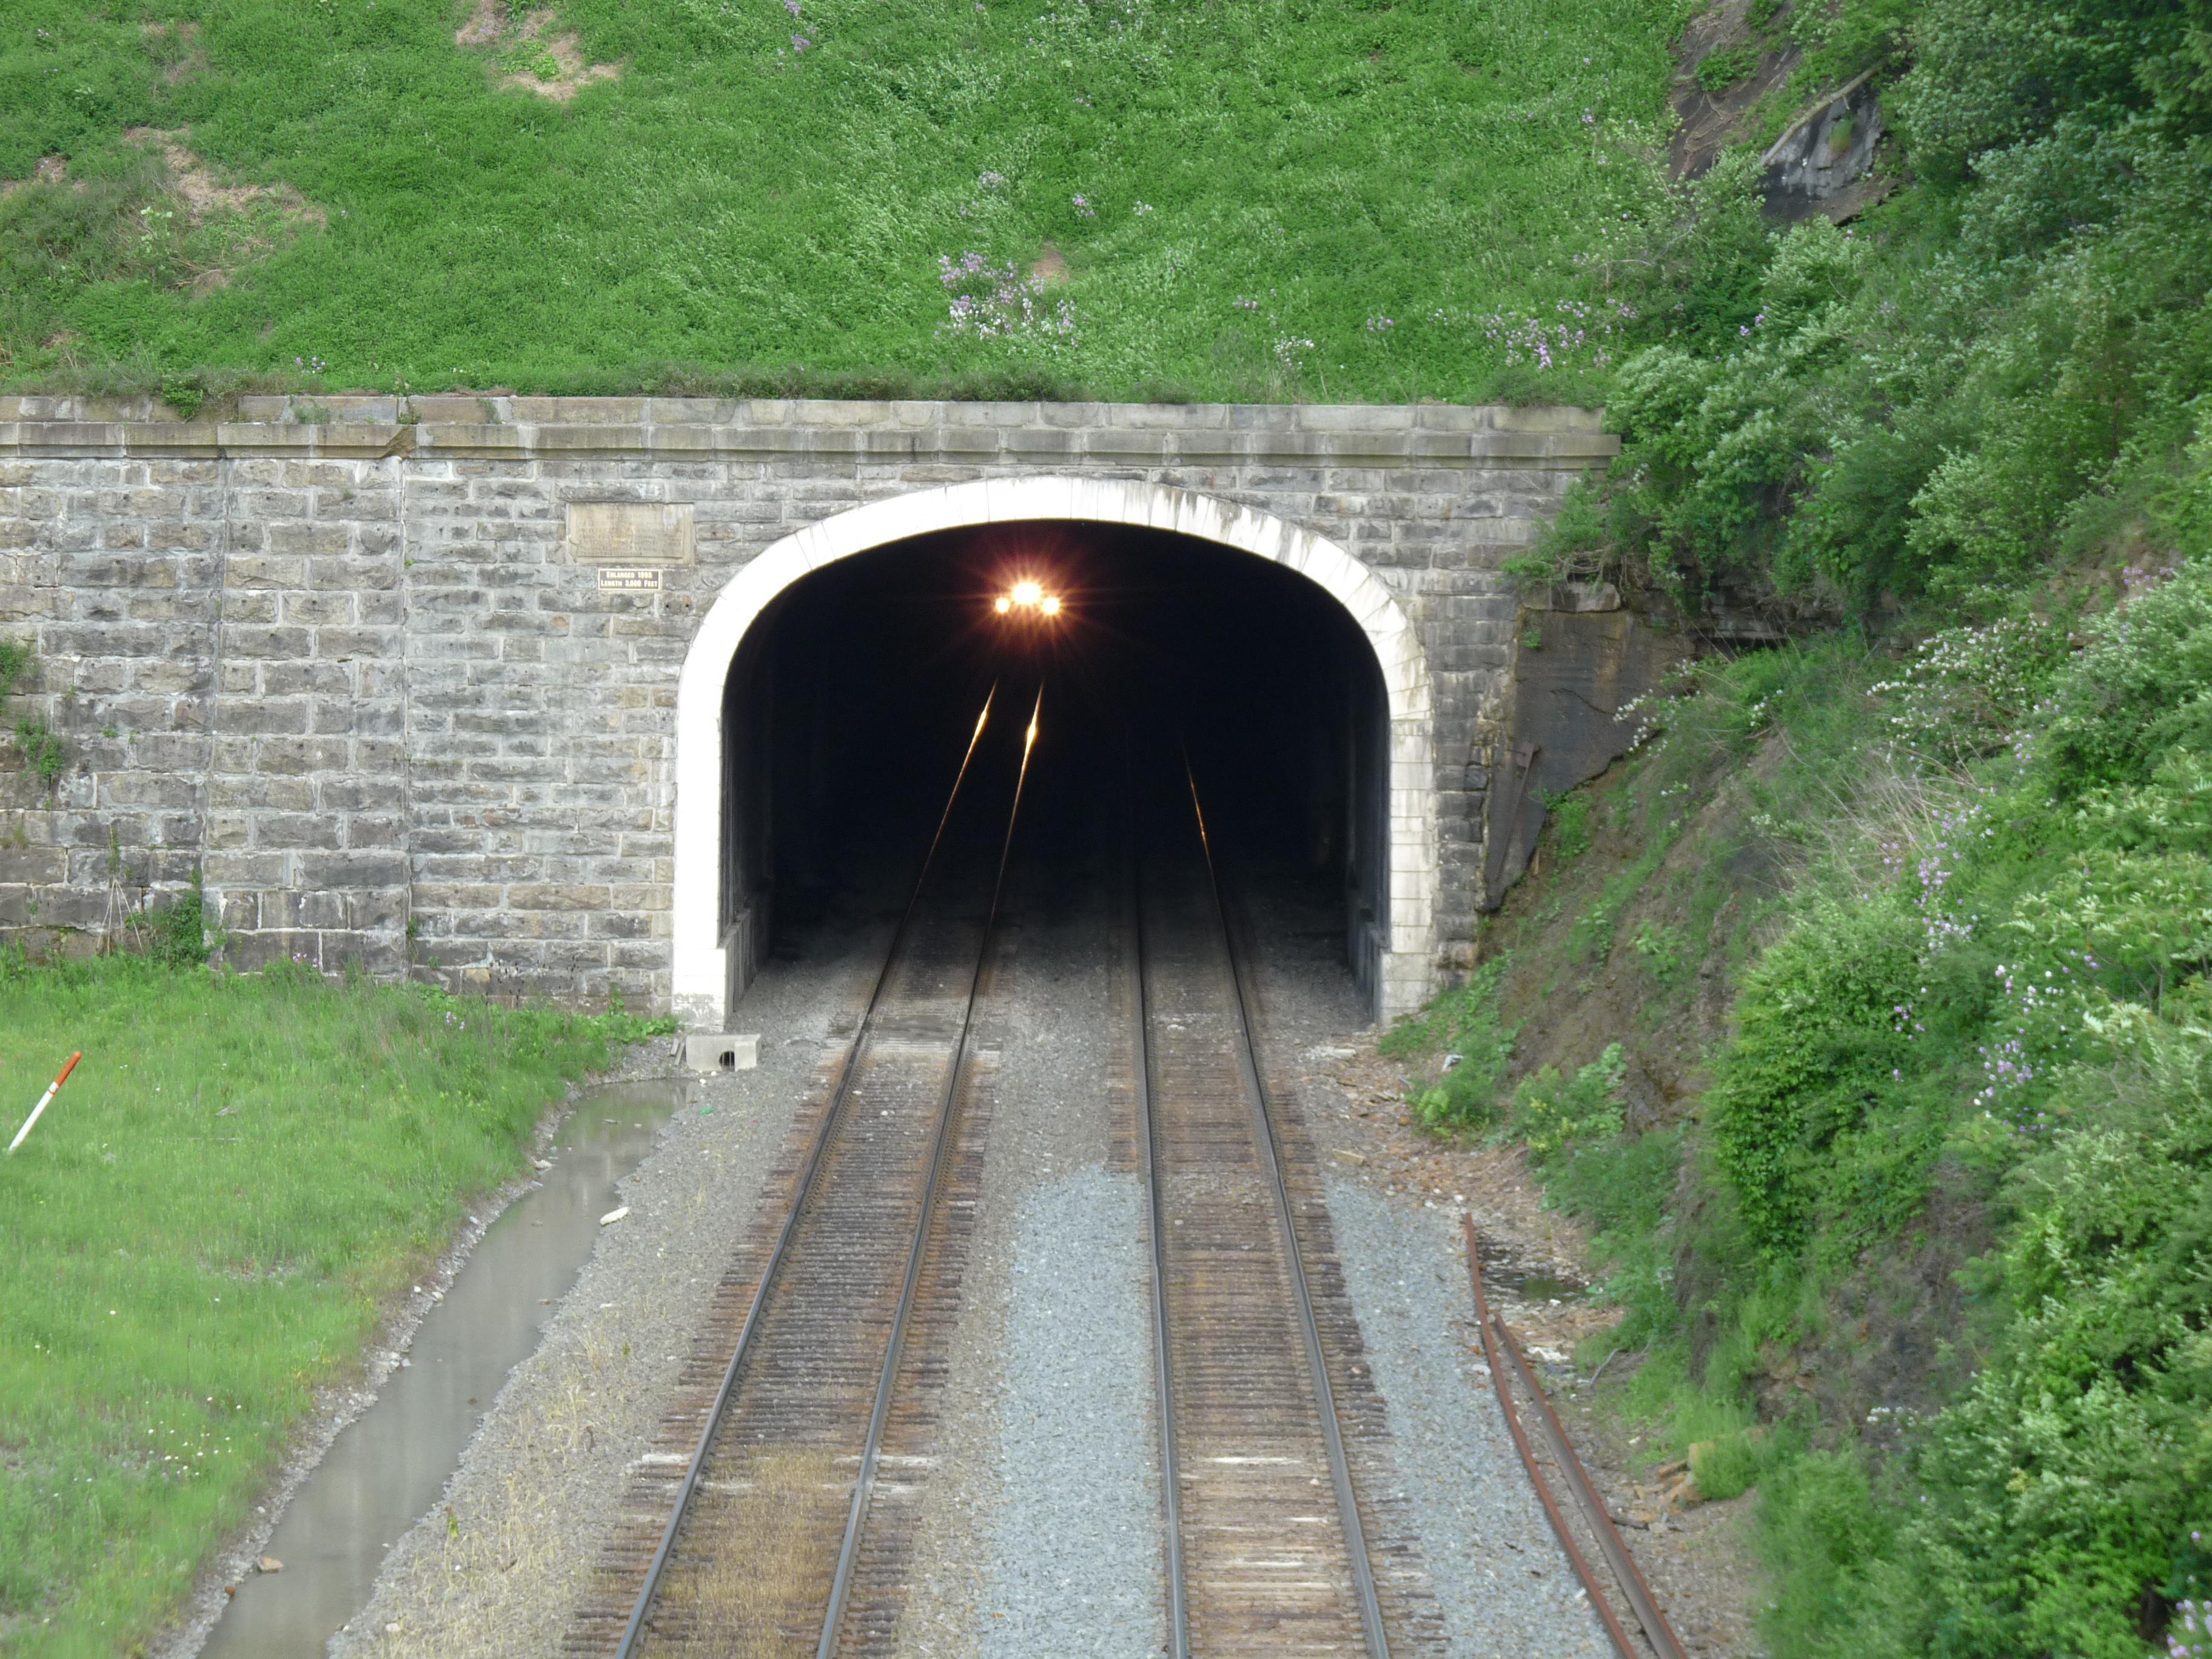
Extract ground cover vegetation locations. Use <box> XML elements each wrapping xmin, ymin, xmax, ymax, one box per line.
<box><xmin>1382</xmin><ymin>0</ymin><xmax>2212</xmax><ymax>1646</ymax></box>
<box><xmin>0</xmin><ymin>936</ymin><xmax>672</xmax><ymax>1657</ymax></box>
<box><xmin>1</xmin><ymin>0</ymin><xmax>1689</xmax><ymax>401</ymax></box>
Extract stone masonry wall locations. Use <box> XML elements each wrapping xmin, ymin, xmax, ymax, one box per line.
<box><xmin>0</xmin><ymin>395</ymin><xmax>1617</xmax><ymax>1013</ymax></box>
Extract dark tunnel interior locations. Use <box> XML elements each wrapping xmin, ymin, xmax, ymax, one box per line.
<box><xmin>718</xmin><ymin>521</ymin><xmax>1391</xmax><ymax>1014</ymax></box>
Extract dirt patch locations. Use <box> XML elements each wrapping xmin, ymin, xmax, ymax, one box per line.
<box><xmin>1</xmin><ymin>155</ymin><xmax>68</xmax><ymax>203</ymax></box>
<box><xmin>125</xmin><ymin>129</ymin><xmax>321</xmax><ymax>229</ymax></box>
<box><xmin>457</xmin><ymin>4</ymin><xmax>622</xmax><ymax>102</ymax></box>
<box><xmin>119</xmin><ymin>129</ymin><xmax>326</xmax><ymax>293</ymax></box>
<box><xmin>455</xmin><ymin>0</ymin><xmax>509</xmax><ymax>47</ymax></box>
<box><xmin>1028</xmin><ymin>242</ymin><xmax>1071</xmax><ymax>285</ymax></box>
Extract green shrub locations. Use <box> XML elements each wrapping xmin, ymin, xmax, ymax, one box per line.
<box><xmin>1547</xmin><ymin>789</ymin><xmax>1593</xmax><ymax>860</ymax></box>
<box><xmin>1632</xmin><ymin>919</ymin><xmax>1683</xmax><ymax>982</ymax></box>
<box><xmin>1706</xmin><ymin>897</ymin><xmax>1920</xmax><ymax>1252</ymax></box>
<box><xmin>1544</xmin><ymin>1122</ymin><xmax>1685</xmax><ymax>1349</ymax></box>
<box><xmin>139</xmin><ymin>871</ymin><xmax>216</xmax><ymax>968</ymax></box>
<box><xmin>1695</xmin><ymin>45</ymin><xmax>1757</xmax><ymax>92</ymax></box>
<box><xmin>1689</xmin><ymin>1427</ymin><xmax>1768</xmax><ymax>1500</ymax></box>
<box><xmin>13</xmin><ymin>718</ymin><xmax>65</xmax><ymax>791</ymax></box>
<box><xmin>1757</xmin><ymin>1452</ymin><xmax>1895</xmax><ymax>1658</ymax></box>
<box><xmin>1512</xmin><ymin>1042</ymin><xmax>1627</xmax><ymax>1162</ymax></box>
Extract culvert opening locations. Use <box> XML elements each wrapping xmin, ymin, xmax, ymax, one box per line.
<box><xmin>717</xmin><ymin>520</ymin><xmax>1393</xmax><ymax>1016</ymax></box>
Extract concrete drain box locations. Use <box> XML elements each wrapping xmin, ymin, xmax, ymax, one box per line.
<box><xmin>685</xmin><ymin>1034</ymin><xmax>760</xmax><ymax>1073</ymax></box>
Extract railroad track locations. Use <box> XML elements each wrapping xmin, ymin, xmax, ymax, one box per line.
<box><xmin>1131</xmin><ymin>766</ymin><xmax>1402</xmax><ymax>1658</ymax></box>
<box><xmin>566</xmin><ymin>704</ymin><xmax>1672</xmax><ymax>1659</ymax></box>
<box><xmin>566</xmin><ymin>694</ymin><xmax>1036</xmax><ymax>1659</ymax></box>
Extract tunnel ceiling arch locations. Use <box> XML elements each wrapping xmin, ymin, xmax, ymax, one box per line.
<box><xmin>671</xmin><ymin>477</ymin><xmax>1439</xmax><ymax>1029</ymax></box>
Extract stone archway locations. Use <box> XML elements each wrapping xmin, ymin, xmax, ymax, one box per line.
<box><xmin>670</xmin><ymin>476</ymin><xmax>1438</xmax><ymax>1028</ymax></box>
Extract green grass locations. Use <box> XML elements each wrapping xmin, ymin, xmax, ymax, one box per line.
<box><xmin>0</xmin><ymin>0</ymin><xmax>1686</xmax><ymax>399</ymax></box>
<box><xmin>0</xmin><ymin>952</ymin><xmax>669</xmax><ymax>1657</ymax></box>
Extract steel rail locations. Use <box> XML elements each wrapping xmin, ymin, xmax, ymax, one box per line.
<box><xmin>1463</xmin><ymin>1218</ymin><xmax>1688</xmax><ymax>1659</ymax></box>
<box><xmin>1181</xmin><ymin>762</ymin><xmax>1393</xmax><ymax>1659</ymax></box>
<box><xmin>814</xmin><ymin>690</ymin><xmax>1045</xmax><ymax>1657</ymax></box>
<box><xmin>609</xmin><ymin>689</ymin><xmax>999</xmax><ymax>1659</ymax></box>
<box><xmin>1128</xmin><ymin>825</ymin><xmax>1193</xmax><ymax>1659</ymax></box>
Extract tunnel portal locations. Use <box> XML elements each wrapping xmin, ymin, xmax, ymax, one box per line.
<box><xmin>714</xmin><ymin>521</ymin><xmax>1395</xmax><ymax>1017</ymax></box>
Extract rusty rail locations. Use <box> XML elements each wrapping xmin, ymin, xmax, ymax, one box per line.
<box><xmin>1462</xmin><ymin>1216</ymin><xmax>1689</xmax><ymax>1659</ymax></box>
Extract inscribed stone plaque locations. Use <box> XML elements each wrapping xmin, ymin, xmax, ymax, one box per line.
<box><xmin>566</xmin><ymin>502</ymin><xmax>694</xmax><ymax>565</ymax></box>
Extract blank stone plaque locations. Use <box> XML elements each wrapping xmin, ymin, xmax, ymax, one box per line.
<box><xmin>566</xmin><ymin>501</ymin><xmax>694</xmax><ymax>565</ymax></box>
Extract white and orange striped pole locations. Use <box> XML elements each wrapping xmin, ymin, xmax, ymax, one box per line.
<box><xmin>8</xmin><ymin>1051</ymin><xmax>82</xmax><ymax>1155</ymax></box>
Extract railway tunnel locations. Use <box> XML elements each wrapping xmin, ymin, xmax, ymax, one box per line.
<box><xmin>711</xmin><ymin>520</ymin><xmax>1396</xmax><ymax>1019</ymax></box>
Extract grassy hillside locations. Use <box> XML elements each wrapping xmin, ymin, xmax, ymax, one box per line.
<box><xmin>0</xmin><ymin>0</ymin><xmax>1685</xmax><ymax>400</ymax></box>
<box><xmin>1383</xmin><ymin>0</ymin><xmax>2212</xmax><ymax>1643</ymax></box>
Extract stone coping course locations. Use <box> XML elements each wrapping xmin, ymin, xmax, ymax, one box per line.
<box><xmin>0</xmin><ymin>395</ymin><xmax>1618</xmax><ymax>466</ymax></box>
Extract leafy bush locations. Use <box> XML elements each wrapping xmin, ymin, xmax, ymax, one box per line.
<box><xmin>1567</xmin><ymin>0</ymin><xmax>2212</xmax><ymax>616</ymax></box>
<box><xmin>139</xmin><ymin>871</ymin><xmax>215</xmax><ymax>968</ymax></box>
<box><xmin>1544</xmin><ymin>1121</ymin><xmax>1686</xmax><ymax>1350</ymax></box>
<box><xmin>1512</xmin><ymin>1042</ymin><xmax>1627</xmax><ymax>1161</ymax></box>
<box><xmin>1632</xmin><ymin>919</ymin><xmax>1683</xmax><ymax>982</ymax></box>
<box><xmin>1706</xmin><ymin>896</ymin><xmax>1921</xmax><ymax>1252</ymax></box>
<box><xmin>1695</xmin><ymin>45</ymin><xmax>1757</xmax><ymax>92</ymax></box>
<box><xmin>1547</xmin><ymin>789</ymin><xmax>1594</xmax><ymax>860</ymax></box>
<box><xmin>12</xmin><ymin>719</ymin><xmax>65</xmax><ymax>790</ymax></box>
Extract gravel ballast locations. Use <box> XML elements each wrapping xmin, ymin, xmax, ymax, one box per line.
<box><xmin>1324</xmin><ymin>1179</ymin><xmax>1615</xmax><ymax>1659</ymax></box>
<box><xmin>978</xmin><ymin>1165</ymin><xmax>1162</xmax><ymax>1658</ymax></box>
<box><xmin>254</xmin><ymin>851</ymin><xmax>1704</xmax><ymax>1659</ymax></box>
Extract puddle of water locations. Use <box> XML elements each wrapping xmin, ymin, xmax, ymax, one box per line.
<box><xmin>1476</xmin><ymin>1242</ymin><xmax>1584</xmax><ymax>1304</ymax></box>
<box><xmin>201</xmin><ymin>1079</ymin><xmax>684</xmax><ymax>1658</ymax></box>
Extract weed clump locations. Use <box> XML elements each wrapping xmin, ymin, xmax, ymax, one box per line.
<box><xmin>1386</xmin><ymin>956</ymin><xmax>1516</xmax><ymax>1132</ymax></box>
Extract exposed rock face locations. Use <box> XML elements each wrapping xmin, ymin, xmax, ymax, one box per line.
<box><xmin>1669</xmin><ymin>2</ymin><xmax>1892</xmax><ymax>224</ymax></box>
<box><xmin>1482</xmin><ymin>597</ymin><xmax>1689</xmax><ymax>909</ymax></box>
<box><xmin>1759</xmin><ymin>70</ymin><xmax>1891</xmax><ymax>223</ymax></box>
<box><xmin>1669</xmin><ymin>0</ymin><xmax>1801</xmax><ymax>183</ymax></box>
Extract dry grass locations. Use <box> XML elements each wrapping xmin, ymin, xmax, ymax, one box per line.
<box><xmin>641</xmin><ymin>1447</ymin><xmax>842</xmax><ymax>1658</ymax></box>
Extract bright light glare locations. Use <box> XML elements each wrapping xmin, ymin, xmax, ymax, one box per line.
<box><xmin>993</xmin><ymin>595</ymin><xmax>1013</xmax><ymax>614</ymax></box>
<box><xmin>1040</xmin><ymin>595</ymin><xmax>1062</xmax><ymax>616</ymax></box>
<box><xmin>1011</xmin><ymin>579</ymin><xmax>1044</xmax><ymax>608</ymax></box>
